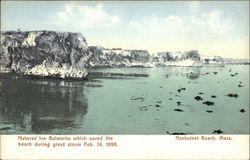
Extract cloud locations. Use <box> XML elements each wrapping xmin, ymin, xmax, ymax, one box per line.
<box><xmin>128</xmin><ymin>9</ymin><xmax>234</xmax><ymax>41</ymax></box>
<box><xmin>129</xmin><ymin>16</ymin><xmax>184</xmax><ymax>34</ymax></box>
<box><xmin>55</xmin><ymin>3</ymin><xmax>120</xmax><ymax>29</ymax></box>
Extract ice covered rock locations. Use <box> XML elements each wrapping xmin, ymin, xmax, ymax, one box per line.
<box><xmin>2</xmin><ymin>30</ymin><xmax>243</xmax><ymax>80</ymax></box>
<box><xmin>200</xmin><ymin>56</ymin><xmax>224</xmax><ymax>65</ymax></box>
<box><xmin>25</xmin><ymin>60</ymin><xmax>88</xmax><ymax>79</ymax></box>
<box><xmin>86</xmin><ymin>47</ymin><xmax>204</xmax><ymax>67</ymax></box>
<box><xmin>86</xmin><ymin>46</ymin><xmax>153</xmax><ymax>67</ymax></box>
<box><xmin>0</xmin><ymin>31</ymin><xmax>89</xmax><ymax>78</ymax></box>
<box><xmin>153</xmin><ymin>50</ymin><xmax>202</xmax><ymax>66</ymax></box>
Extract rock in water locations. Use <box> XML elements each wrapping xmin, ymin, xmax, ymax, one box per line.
<box><xmin>155</xmin><ymin>104</ymin><xmax>161</xmax><ymax>108</ymax></box>
<box><xmin>0</xmin><ymin>31</ymin><xmax>89</xmax><ymax>79</ymax></box>
<box><xmin>194</xmin><ymin>96</ymin><xmax>203</xmax><ymax>101</ymax></box>
<box><xmin>203</xmin><ymin>101</ymin><xmax>215</xmax><ymax>106</ymax></box>
<box><xmin>226</xmin><ymin>93</ymin><xmax>239</xmax><ymax>98</ymax></box>
<box><xmin>206</xmin><ymin>110</ymin><xmax>213</xmax><ymax>113</ymax></box>
<box><xmin>176</xmin><ymin>102</ymin><xmax>181</xmax><ymax>106</ymax></box>
<box><xmin>174</xmin><ymin>108</ymin><xmax>183</xmax><ymax>112</ymax></box>
<box><xmin>213</xmin><ymin>130</ymin><xmax>223</xmax><ymax>134</ymax></box>
<box><xmin>240</xmin><ymin>109</ymin><xmax>245</xmax><ymax>113</ymax></box>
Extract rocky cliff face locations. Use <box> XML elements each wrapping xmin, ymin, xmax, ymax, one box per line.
<box><xmin>86</xmin><ymin>48</ymin><xmax>224</xmax><ymax>67</ymax></box>
<box><xmin>200</xmin><ymin>56</ymin><xmax>224</xmax><ymax>65</ymax></box>
<box><xmin>152</xmin><ymin>50</ymin><xmax>202</xmax><ymax>66</ymax></box>
<box><xmin>85</xmin><ymin>46</ymin><xmax>152</xmax><ymax>67</ymax></box>
<box><xmin>0</xmin><ymin>31</ymin><xmax>89</xmax><ymax>78</ymax></box>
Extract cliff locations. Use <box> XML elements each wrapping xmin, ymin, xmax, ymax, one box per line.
<box><xmin>200</xmin><ymin>56</ymin><xmax>224</xmax><ymax>65</ymax></box>
<box><xmin>86</xmin><ymin>46</ymin><xmax>152</xmax><ymax>68</ymax></box>
<box><xmin>152</xmin><ymin>50</ymin><xmax>202</xmax><ymax>66</ymax></box>
<box><xmin>1</xmin><ymin>31</ymin><xmax>228</xmax><ymax>79</ymax></box>
<box><xmin>0</xmin><ymin>31</ymin><xmax>89</xmax><ymax>78</ymax></box>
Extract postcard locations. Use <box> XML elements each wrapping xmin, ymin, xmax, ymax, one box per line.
<box><xmin>0</xmin><ymin>1</ymin><xmax>249</xmax><ymax>159</ymax></box>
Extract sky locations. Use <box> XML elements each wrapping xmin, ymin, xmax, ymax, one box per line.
<box><xmin>1</xmin><ymin>1</ymin><xmax>249</xmax><ymax>59</ymax></box>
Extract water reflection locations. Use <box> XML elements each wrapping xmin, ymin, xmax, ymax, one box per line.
<box><xmin>164</xmin><ymin>67</ymin><xmax>201</xmax><ymax>80</ymax></box>
<box><xmin>0</xmin><ymin>74</ymin><xmax>88</xmax><ymax>134</ymax></box>
<box><xmin>185</xmin><ymin>68</ymin><xmax>200</xmax><ymax>79</ymax></box>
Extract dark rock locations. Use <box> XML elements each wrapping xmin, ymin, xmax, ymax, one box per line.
<box><xmin>139</xmin><ymin>106</ymin><xmax>149</xmax><ymax>111</ymax></box>
<box><xmin>177</xmin><ymin>88</ymin><xmax>186</xmax><ymax>93</ymax></box>
<box><xmin>226</xmin><ymin>93</ymin><xmax>239</xmax><ymax>98</ymax></box>
<box><xmin>203</xmin><ymin>101</ymin><xmax>214</xmax><ymax>106</ymax></box>
<box><xmin>169</xmin><ymin>98</ymin><xmax>173</xmax><ymax>100</ymax></box>
<box><xmin>213</xmin><ymin>130</ymin><xmax>223</xmax><ymax>134</ymax></box>
<box><xmin>176</xmin><ymin>102</ymin><xmax>181</xmax><ymax>106</ymax></box>
<box><xmin>213</xmin><ymin>72</ymin><xmax>218</xmax><ymax>75</ymax></box>
<box><xmin>138</xmin><ymin>106</ymin><xmax>147</xmax><ymax>109</ymax></box>
<box><xmin>198</xmin><ymin>92</ymin><xmax>204</xmax><ymax>95</ymax></box>
<box><xmin>238</xmin><ymin>84</ymin><xmax>243</xmax><ymax>87</ymax></box>
<box><xmin>131</xmin><ymin>97</ymin><xmax>145</xmax><ymax>101</ymax></box>
<box><xmin>155</xmin><ymin>104</ymin><xmax>161</xmax><ymax>108</ymax></box>
<box><xmin>211</xmin><ymin>95</ymin><xmax>217</xmax><ymax>98</ymax></box>
<box><xmin>166</xmin><ymin>131</ymin><xmax>187</xmax><ymax>135</ymax></box>
<box><xmin>206</xmin><ymin>110</ymin><xmax>213</xmax><ymax>113</ymax></box>
<box><xmin>240</xmin><ymin>109</ymin><xmax>245</xmax><ymax>113</ymax></box>
<box><xmin>174</xmin><ymin>108</ymin><xmax>183</xmax><ymax>112</ymax></box>
<box><xmin>194</xmin><ymin>96</ymin><xmax>203</xmax><ymax>101</ymax></box>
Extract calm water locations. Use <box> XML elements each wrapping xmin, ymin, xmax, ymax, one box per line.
<box><xmin>0</xmin><ymin>65</ymin><xmax>249</xmax><ymax>134</ymax></box>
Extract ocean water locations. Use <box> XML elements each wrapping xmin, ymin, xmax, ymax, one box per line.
<box><xmin>0</xmin><ymin>65</ymin><xmax>249</xmax><ymax>134</ymax></box>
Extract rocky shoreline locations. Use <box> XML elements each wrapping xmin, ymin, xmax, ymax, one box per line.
<box><xmin>1</xmin><ymin>31</ymin><xmax>249</xmax><ymax>79</ymax></box>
